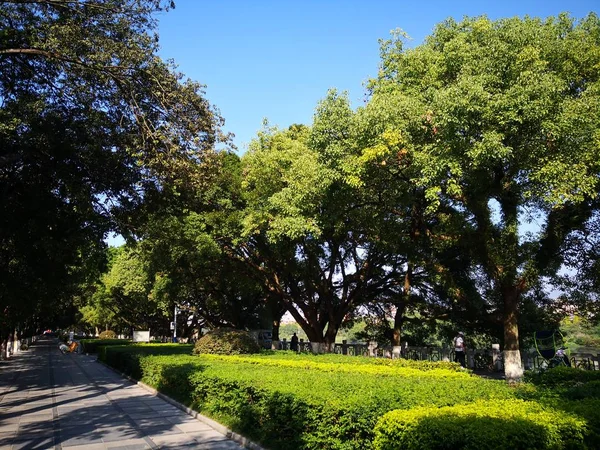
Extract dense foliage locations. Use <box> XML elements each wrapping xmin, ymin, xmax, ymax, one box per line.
<box><xmin>0</xmin><ymin>0</ymin><xmax>224</xmax><ymax>340</ymax></box>
<box><xmin>360</xmin><ymin>13</ymin><xmax>600</xmax><ymax>382</ymax></box>
<box><xmin>373</xmin><ymin>399</ymin><xmax>585</xmax><ymax>450</ymax></box>
<box><xmin>2</xmin><ymin>4</ymin><xmax>599</xmax><ymax>391</ymax></box>
<box><xmin>111</xmin><ymin>12</ymin><xmax>600</xmax><ymax>384</ymax></box>
<box><xmin>193</xmin><ymin>328</ymin><xmax>261</xmax><ymax>355</ymax></box>
<box><xmin>520</xmin><ymin>366</ymin><xmax>600</xmax><ymax>446</ymax></box>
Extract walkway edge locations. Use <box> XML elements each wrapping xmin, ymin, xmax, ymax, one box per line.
<box><xmin>93</xmin><ymin>357</ymin><xmax>266</xmax><ymax>450</ymax></box>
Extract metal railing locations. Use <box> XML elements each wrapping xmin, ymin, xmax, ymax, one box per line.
<box><xmin>277</xmin><ymin>338</ymin><xmax>599</xmax><ymax>371</ymax></box>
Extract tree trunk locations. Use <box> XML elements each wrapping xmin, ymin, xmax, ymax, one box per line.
<box><xmin>323</xmin><ymin>325</ymin><xmax>338</xmax><ymax>353</ymax></box>
<box><xmin>393</xmin><ymin>265</ymin><xmax>412</xmax><ymax>347</ymax></box>
<box><xmin>392</xmin><ymin>302</ymin><xmax>406</xmax><ymax>358</ymax></box>
<box><xmin>503</xmin><ymin>284</ymin><xmax>523</xmax><ymax>383</ymax></box>
<box><xmin>269</xmin><ymin>297</ymin><xmax>286</xmax><ymax>342</ymax></box>
<box><xmin>272</xmin><ymin>319</ymin><xmax>280</xmax><ymax>341</ymax></box>
<box><xmin>391</xmin><ymin>264</ymin><xmax>412</xmax><ymax>358</ymax></box>
<box><xmin>271</xmin><ymin>317</ymin><xmax>282</xmax><ymax>350</ymax></box>
<box><xmin>285</xmin><ymin>300</ymin><xmax>329</xmax><ymax>345</ymax></box>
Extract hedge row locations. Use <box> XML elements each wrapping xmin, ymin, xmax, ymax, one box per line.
<box><xmin>99</xmin><ymin>344</ymin><xmax>193</xmax><ymax>377</ymax></box>
<box><xmin>79</xmin><ymin>339</ymin><xmax>131</xmax><ymax>353</ymax></box>
<box><xmin>255</xmin><ymin>350</ymin><xmax>464</xmax><ymax>372</ymax></box>
<box><xmin>373</xmin><ymin>399</ymin><xmax>586</xmax><ymax>450</ymax></box>
<box><xmin>218</xmin><ymin>352</ymin><xmax>464</xmax><ymax>374</ymax></box>
<box><xmin>520</xmin><ymin>366</ymin><xmax>600</xmax><ymax>447</ymax></box>
<box><xmin>99</xmin><ymin>345</ymin><xmax>513</xmax><ymax>449</ymax></box>
<box><xmin>524</xmin><ymin>365</ymin><xmax>600</xmax><ymax>387</ymax></box>
<box><xmin>98</xmin><ymin>346</ymin><xmax>599</xmax><ymax>449</ymax></box>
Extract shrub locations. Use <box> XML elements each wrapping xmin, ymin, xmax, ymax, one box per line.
<box><xmin>99</xmin><ymin>346</ymin><xmax>510</xmax><ymax>449</ymax></box>
<box><xmin>524</xmin><ymin>366</ymin><xmax>600</xmax><ymax>387</ymax></box>
<box><xmin>182</xmin><ymin>356</ymin><xmax>511</xmax><ymax>449</ymax></box>
<box><xmin>519</xmin><ymin>368</ymin><xmax>600</xmax><ymax>448</ymax></box>
<box><xmin>99</xmin><ymin>346</ymin><xmax>600</xmax><ymax>450</ymax></box>
<box><xmin>193</xmin><ymin>328</ymin><xmax>261</xmax><ymax>355</ymax></box>
<box><xmin>80</xmin><ymin>339</ymin><xmax>131</xmax><ymax>354</ymax></box>
<box><xmin>373</xmin><ymin>399</ymin><xmax>586</xmax><ymax>450</ymax></box>
<box><xmin>98</xmin><ymin>330</ymin><xmax>118</xmax><ymax>339</ymax></box>
<box><xmin>98</xmin><ymin>343</ymin><xmax>193</xmax><ymax>378</ymax></box>
<box><xmin>558</xmin><ymin>398</ymin><xmax>600</xmax><ymax>447</ymax></box>
<box><xmin>138</xmin><ymin>355</ymin><xmax>199</xmax><ymax>402</ymax></box>
<box><xmin>248</xmin><ymin>351</ymin><xmax>463</xmax><ymax>372</ymax></box>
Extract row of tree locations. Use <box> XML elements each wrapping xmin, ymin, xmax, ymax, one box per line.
<box><xmin>0</xmin><ymin>0</ymin><xmax>223</xmax><ymax>339</ymax></box>
<box><xmin>1</xmin><ymin>2</ymin><xmax>599</xmax><ymax>382</ymax></box>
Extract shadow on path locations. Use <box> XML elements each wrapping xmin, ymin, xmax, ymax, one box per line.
<box><xmin>0</xmin><ymin>337</ymin><xmax>244</xmax><ymax>449</ymax></box>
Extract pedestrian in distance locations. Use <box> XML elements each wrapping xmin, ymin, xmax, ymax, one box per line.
<box><xmin>453</xmin><ymin>331</ymin><xmax>467</xmax><ymax>368</ymax></box>
<box><xmin>290</xmin><ymin>332</ymin><xmax>299</xmax><ymax>352</ymax></box>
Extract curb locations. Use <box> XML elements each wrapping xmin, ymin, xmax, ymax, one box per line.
<box><xmin>93</xmin><ymin>357</ymin><xmax>266</xmax><ymax>450</ymax></box>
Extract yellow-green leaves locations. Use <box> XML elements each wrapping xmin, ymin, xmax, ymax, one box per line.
<box><xmin>242</xmin><ymin>128</ymin><xmax>332</xmax><ymax>240</ymax></box>
<box><xmin>368</xmin><ymin>12</ymin><xmax>600</xmax><ymax>217</ymax></box>
<box><xmin>374</xmin><ymin>399</ymin><xmax>586</xmax><ymax>450</ymax></box>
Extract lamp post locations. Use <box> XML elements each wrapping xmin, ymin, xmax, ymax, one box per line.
<box><xmin>173</xmin><ymin>305</ymin><xmax>194</xmax><ymax>343</ymax></box>
<box><xmin>173</xmin><ymin>306</ymin><xmax>178</xmax><ymax>343</ymax></box>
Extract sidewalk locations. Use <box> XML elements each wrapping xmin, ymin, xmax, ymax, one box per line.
<box><xmin>0</xmin><ymin>338</ymin><xmax>246</xmax><ymax>449</ymax></box>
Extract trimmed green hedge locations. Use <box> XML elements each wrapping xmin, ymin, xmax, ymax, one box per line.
<box><xmin>558</xmin><ymin>398</ymin><xmax>600</xmax><ymax>447</ymax></box>
<box><xmin>373</xmin><ymin>399</ymin><xmax>586</xmax><ymax>450</ymax></box>
<box><xmin>521</xmin><ymin>367</ymin><xmax>600</xmax><ymax>448</ymax></box>
<box><xmin>80</xmin><ymin>339</ymin><xmax>131</xmax><ymax>353</ymax></box>
<box><xmin>525</xmin><ymin>366</ymin><xmax>600</xmax><ymax>387</ymax></box>
<box><xmin>99</xmin><ymin>345</ymin><xmax>513</xmax><ymax>449</ymax></box>
<box><xmin>99</xmin><ymin>344</ymin><xmax>193</xmax><ymax>379</ymax></box>
<box><xmin>97</xmin><ymin>345</ymin><xmax>600</xmax><ymax>449</ymax></box>
<box><xmin>185</xmin><ymin>358</ymin><xmax>516</xmax><ymax>449</ymax></box>
<box><xmin>230</xmin><ymin>351</ymin><xmax>464</xmax><ymax>373</ymax></box>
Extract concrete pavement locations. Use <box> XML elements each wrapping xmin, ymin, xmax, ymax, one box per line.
<box><xmin>0</xmin><ymin>338</ymin><xmax>247</xmax><ymax>449</ymax></box>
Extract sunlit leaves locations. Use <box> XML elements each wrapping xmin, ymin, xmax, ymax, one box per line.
<box><xmin>361</xmin><ymin>13</ymin><xmax>600</xmax><ymax>368</ymax></box>
<box><xmin>242</xmin><ymin>124</ymin><xmax>334</xmax><ymax>240</ymax></box>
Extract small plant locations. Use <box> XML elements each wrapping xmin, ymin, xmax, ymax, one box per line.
<box><xmin>193</xmin><ymin>328</ymin><xmax>261</xmax><ymax>355</ymax></box>
<box><xmin>99</xmin><ymin>330</ymin><xmax>118</xmax><ymax>339</ymax></box>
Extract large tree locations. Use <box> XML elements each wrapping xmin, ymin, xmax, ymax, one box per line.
<box><xmin>0</xmin><ymin>0</ymin><xmax>224</xmax><ymax>337</ymax></box>
<box><xmin>134</xmin><ymin>151</ymin><xmax>272</xmax><ymax>334</ymax></box>
<box><xmin>364</xmin><ymin>14</ymin><xmax>600</xmax><ymax>382</ymax></box>
<box><xmin>240</xmin><ymin>99</ymin><xmax>417</xmax><ymax>351</ymax></box>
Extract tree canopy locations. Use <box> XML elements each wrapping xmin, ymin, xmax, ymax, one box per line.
<box><xmin>362</xmin><ymin>13</ymin><xmax>600</xmax><ymax>381</ymax></box>
<box><xmin>0</xmin><ymin>0</ymin><xmax>224</xmax><ymax>337</ymax></box>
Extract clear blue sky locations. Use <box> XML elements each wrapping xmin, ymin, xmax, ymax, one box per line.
<box><xmin>156</xmin><ymin>0</ymin><xmax>597</xmax><ymax>153</ymax></box>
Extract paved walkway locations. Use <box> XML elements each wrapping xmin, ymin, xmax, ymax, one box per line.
<box><xmin>0</xmin><ymin>338</ymin><xmax>246</xmax><ymax>449</ymax></box>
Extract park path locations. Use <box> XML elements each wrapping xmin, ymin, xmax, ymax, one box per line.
<box><xmin>0</xmin><ymin>337</ymin><xmax>246</xmax><ymax>450</ymax></box>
